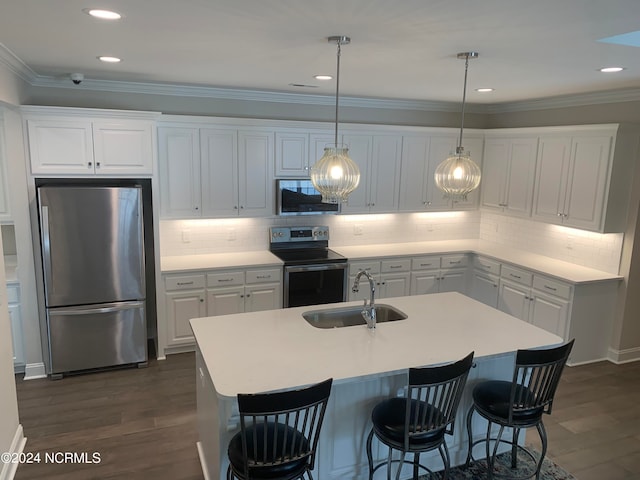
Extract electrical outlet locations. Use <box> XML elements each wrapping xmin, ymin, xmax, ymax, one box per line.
<box><xmin>353</xmin><ymin>223</ymin><xmax>363</xmax><ymax>236</ymax></box>
<box><xmin>181</xmin><ymin>230</ymin><xmax>191</xmax><ymax>243</ymax></box>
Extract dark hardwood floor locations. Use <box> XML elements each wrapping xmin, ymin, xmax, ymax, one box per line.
<box><xmin>13</xmin><ymin>353</ymin><xmax>640</xmax><ymax>479</ymax></box>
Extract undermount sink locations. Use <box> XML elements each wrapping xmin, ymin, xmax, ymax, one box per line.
<box><xmin>302</xmin><ymin>304</ymin><xmax>408</xmax><ymax>329</ymax></box>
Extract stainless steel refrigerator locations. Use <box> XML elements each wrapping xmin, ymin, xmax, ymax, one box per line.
<box><xmin>37</xmin><ymin>185</ymin><xmax>147</xmax><ymax>378</ymax></box>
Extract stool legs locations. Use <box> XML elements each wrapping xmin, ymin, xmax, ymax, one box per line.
<box><xmin>366</xmin><ymin>428</ymin><xmax>375</xmax><ymax>480</ymax></box>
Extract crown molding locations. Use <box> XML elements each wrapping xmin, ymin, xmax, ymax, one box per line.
<box><xmin>0</xmin><ymin>43</ymin><xmax>37</xmax><ymax>83</ymax></box>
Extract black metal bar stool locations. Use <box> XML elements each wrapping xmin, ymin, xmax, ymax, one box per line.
<box><xmin>226</xmin><ymin>378</ymin><xmax>333</xmax><ymax>480</ymax></box>
<box><xmin>366</xmin><ymin>352</ymin><xmax>474</xmax><ymax>480</ymax></box>
<box><xmin>465</xmin><ymin>340</ymin><xmax>574</xmax><ymax>480</ymax></box>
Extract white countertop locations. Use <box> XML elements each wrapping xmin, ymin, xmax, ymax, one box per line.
<box><xmin>161</xmin><ymin>251</ymin><xmax>282</xmax><ymax>272</ymax></box>
<box><xmin>333</xmin><ymin>240</ymin><xmax>621</xmax><ymax>284</ymax></box>
<box><xmin>190</xmin><ymin>292</ymin><xmax>562</xmax><ymax>398</ymax></box>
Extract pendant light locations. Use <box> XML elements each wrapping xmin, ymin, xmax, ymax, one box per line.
<box><xmin>434</xmin><ymin>51</ymin><xmax>482</xmax><ymax>200</ymax></box>
<box><xmin>310</xmin><ymin>36</ymin><xmax>360</xmax><ymax>204</ymax></box>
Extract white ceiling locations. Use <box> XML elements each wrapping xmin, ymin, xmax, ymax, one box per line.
<box><xmin>2</xmin><ymin>0</ymin><xmax>640</xmax><ymax>106</ymax></box>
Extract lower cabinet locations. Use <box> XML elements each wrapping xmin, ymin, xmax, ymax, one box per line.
<box><xmin>410</xmin><ymin>254</ymin><xmax>468</xmax><ymax>295</ymax></box>
<box><xmin>164</xmin><ymin>267</ymin><xmax>282</xmax><ymax>350</ymax></box>
<box><xmin>348</xmin><ymin>258</ymin><xmax>411</xmax><ymax>301</ymax></box>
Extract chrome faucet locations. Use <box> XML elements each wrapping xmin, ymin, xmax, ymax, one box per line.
<box><xmin>352</xmin><ymin>270</ymin><xmax>377</xmax><ymax>329</ymax></box>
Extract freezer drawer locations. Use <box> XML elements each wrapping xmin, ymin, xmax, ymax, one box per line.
<box><xmin>47</xmin><ymin>301</ymin><xmax>146</xmax><ymax>375</ymax></box>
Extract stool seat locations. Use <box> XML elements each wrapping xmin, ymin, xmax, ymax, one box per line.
<box><xmin>228</xmin><ymin>422</ymin><xmax>309</xmax><ymax>479</ymax></box>
<box><xmin>371</xmin><ymin>397</ymin><xmax>445</xmax><ymax>449</ymax></box>
<box><xmin>472</xmin><ymin>380</ymin><xmax>544</xmax><ymax>425</ymax></box>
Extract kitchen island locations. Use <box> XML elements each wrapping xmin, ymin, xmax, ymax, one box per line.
<box><xmin>191</xmin><ymin>292</ymin><xmax>562</xmax><ymax>480</ymax></box>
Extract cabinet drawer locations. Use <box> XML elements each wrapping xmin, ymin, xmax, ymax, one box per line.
<box><xmin>165</xmin><ymin>274</ymin><xmax>205</xmax><ymax>291</ymax></box>
<box><xmin>473</xmin><ymin>256</ymin><xmax>501</xmax><ymax>275</ymax></box>
<box><xmin>501</xmin><ymin>265</ymin><xmax>533</xmax><ymax>286</ymax></box>
<box><xmin>6</xmin><ymin>284</ymin><xmax>19</xmax><ymax>304</ymax></box>
<box><xmin>533</xmin><ymin>275</ymin><xmax>571</xmax><ymax>300</ymax></box>
<box><xmin>381</xmin><ymin>258</ymin><xmax>411</xmax><ymax>273</ymax></box>
<box><xmin>349</xmin><ymin>261</ymin><xmax>380</xmax><ymax>276</ymax></box>
<box><xmin>441</xmin><ymin>254</ymin><xmax>469</xmax><ymax>269</ymax></box>
<box><xmin>411</xmin><ymin>256</ymin><xmax>440</xmax><ymax>270</ymax></box>
<box><xmin>207</xmin><ymin>271</ymin><xmax>244</xmax><ymax>287</ymax></box>
<box><xmin>246</xmin><ymin>268</ymin><xmax>281</xmax><ymax>284</ymax></box>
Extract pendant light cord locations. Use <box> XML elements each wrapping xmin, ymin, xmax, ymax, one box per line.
<box><xmin>334</xmin><ymin>40</ymin><xmax>342</xmax><ymax>148</ymax></box>
<box><xmin>457</xmin><ymin>54</ymin><xmax>470</xmax><ymax>152</ymax></box>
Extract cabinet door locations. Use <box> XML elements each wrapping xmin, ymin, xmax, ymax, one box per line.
<box><xmin>92</xmin><ymin>120</ymin><xmax>153</xmax><ymax>174</ymax></box>
<box><xmin>369</xmin><ymin>135</ymin><xmax>403</xmax><ymax>213</ymax></box>
<box><xmin>452</xmin><ymin>136</ymin><xmax>485</xmax><ymax>210</ymax></box>
<box><xmin>470</xmin><ymin>271</ymin><xmax>499</xmax><ymax>308</ymax></box>
<box><xmin>498</xmin><ymin>281</ymin><xmax>530</xmax><ymax>322</ymax></box>
<box><xmin>503</xmin><ymin>138</ymin><xmax>538</xmax><ymax>216</ymax></box>
<box><xmin>201</xmin><ymin>128</ymin><xmax>238</xmax><ymax>217</ymax></box>
<box><xmin>166</xmin><ymin>290</ymin><xmax>206</xmax><ymax>346</ymax></box>
<box><xmin>563</xmin><ymin>135</ymin><xmax>612</xmax><ymax>230</ymax></box>
<box><xmin>238</xmin><ymin>130</ymin><xmax>274</xmax><ymax>217</ymax></box>
<box><xmin>411</xmin><ymin>271</ymin><xmax>439</xmax><ymax>295</ymax></box>
<box><xmin>426</xmin><ymin>136</ymin><xmax>458</xmax><ymax>210</ymax></box>
<box><xmin>532</xmin><ymin>136</ymin><xmax>572</xmax><ymax>223</ymax></box>
<box><xmin>275</xmin><ymin>131</ymin><xmax>308</xmax><ymax>177</ymax></box>
<box><xmin>481</xmin><ymin>138</ymin><xmax>509</xmax><ymax>210</ymax></box>
<box><xmin>309</xmin><ymin>132</ymin><xmax>337</xmax><ymax>169</ymax></box>
<box><xmin>530</xmin><ymin>292</ymin><xmax>569</xmax><ymax>338</ymax></box>
<box><xmin>439</xmin><ymin>269</ymin><xmax>468</xmax><ymax>294</ymax></box>
<box><xmin>207</xmin><ymin>286</ymin><xmax>245</xmax><ymax>316</ymax></box>
<box><xmin>245</xmin><ymin>283</ymin><xmax>282</xmax><ymax>312</ymax></box>
<box><xmin>27</xmin><ymin>118</ymin><xmax>94</xmax><ymax>174</ymax></box>
<box><xmin>399</xmin><ymin>136</ymin><xmax>430</xmax><ymax>211</ymax></box>
<box><xmin>158</xmin><ymin>127</ymin><xmax>201</xmax><ymax>218</ymax></box>
<box><xmin>8</xmin><ymin>304</ymin><xmax>24</xmax><ymax>366</ymax></box>
<box><xmin>380</xmin><ymin>273</ymin><xmax>410</xmax><ymax>298</ymax></box>
<box><xmin>341</xmin><ymin>134</ymin><xmax>372</xmax><ymax>213</ymax></box>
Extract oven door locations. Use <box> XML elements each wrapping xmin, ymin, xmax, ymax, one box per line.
<box><xmin>284</xmin><ymin>263</ymin><xmax>347</xmax><ymax>308</ymax></box>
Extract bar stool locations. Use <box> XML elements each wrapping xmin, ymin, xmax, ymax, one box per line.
<box><xmin>366</xmin><ymin>352</ymin><xmax>474</xmax><ymax>480</ymax></box>
<box><xmin>226</xmin><ymin>378</ymin><xmax>332</xmax><ymax>480</ymax></box>
<box><xmin>465</xmin><ymin>340</ymin><xmax>574</xmax><ymax>480</ymax></box>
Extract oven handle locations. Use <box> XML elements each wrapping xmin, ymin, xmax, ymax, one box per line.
<box><xmin>284</xmin><ymin>263</ymin><xmax>347</xmax><ymax>273</ymax></box>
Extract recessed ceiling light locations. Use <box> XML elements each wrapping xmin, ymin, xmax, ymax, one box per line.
<box><xmin>83</xmin><ymin>8</ymin><xmax>122</xmax><ymax>20</ymax></box>
<box><xmin>599</xmin><ymin>67</ymin><xmax>624</xmax><ymax>73</ymax></box>
<box><xmin>314</xmin><ymin>75</ymin><xmax>333</xmax><ymax>80</ymax></box>
<box><xmin>476</xmin><ymin>88</ymin><xmax>494</xmax><ymax>93</ymax></box>
<box><xmin>98</xmin><ymin>56</ymin><xmax>121</xmax><ymax>63</ymax></box>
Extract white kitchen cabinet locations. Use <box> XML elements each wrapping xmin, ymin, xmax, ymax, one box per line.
<box><xmin>531</xmin><ymin>125</ymin><xmax>639</xmax><ymax>232</ymax></box>
<box><xmin>159</xmin><ymin>125</ymin><xmax>274</xmax><ymax>218</ymax></box>
<box><xmin>26</xmin><ymin>116</ymin><xmax>154</xmax><ymax>175</ymax></box>
<box><xmin>469</xmin><ymin>256</ymin><xmax>501</xmax><ymax>308</ymax></box>
<box><xmin>207</xmin><ymin>286</ymin><xmax>245</xmax><ymax>316</ymax></box>
<box><xmin>158</xmin><ymin>127</ymin><xmax>201</xmax><ymax>218</ymax></box>
<box><xmin>410</xmin><ymin>254</ymin><xmax>469</xmax><ymax>295</ymax></box>
<box><xmin>481</xmin><ymin>136</ymin><xmax>538</xmax><ymax>217</ymax></box>
<box><xmin>275</xmin><ymin>130</ymin><xmax>309</xmax><ymax>177</ymax></box>
<box><xmin>349</xmin><ymin>259</ymin><xmax>411</xmax><ymax>300</ymax></box>
<box><xmin>164</xmin><ymin>274</ymin><xmax>207</xmax><ymax>347</ymax></box>
<box><xmin>341</xmin><ymin>134</ymin><xmax>403</xmax><ymax>214</ymax></box>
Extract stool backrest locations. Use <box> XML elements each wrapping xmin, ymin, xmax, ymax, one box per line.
<box><xmin>405</xmin><ymin>352</ymin><xmax>474</xmax><ymax>450</ymax></box>
<box><xmin>510</xmin><ymin>340</ymin><xmax>574</xmax><ymax>422</ymax></box>
<box><xmin>236</xmin><ymin>378</ymin><xmax>332</xmax><ymax>476</ymax></box>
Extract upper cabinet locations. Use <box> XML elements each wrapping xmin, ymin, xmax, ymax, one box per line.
<box><xmin>340</xmin><ymin>133</ymin><xmax>403</xmax><ymax>214</ymax></box>
<box><xmin>399</xmin><ymin>134</ymin><xmax>484</xmax><ymax>212</ymax></box>
<box><xmin>532</xmin><ymin>125</ymin><xmax>638</xmax><ymax>232</ymax></box>
<box><xmin>158</xmin><ymin>124</ymin><xmax>274</xmax><ymax>218</ymax></box>
<box><xmin>481</xmin><ymin>136</ymin><xmax>538</xmax><ymax>217</ymax></box>
<box><xmin>274</xmin><ymin>130</ymin><xmax>336</xmax><ymax>177</ymax></box>
<box><xmin>22</xmin><ymin>108</ymin><xmax>157</xmax><ymax>176</ymax></box>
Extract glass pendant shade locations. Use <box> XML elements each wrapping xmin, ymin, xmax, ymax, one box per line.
<box><xmin>434</xmin><ymin>148</ymin><xmax>481</xmax><ymax>200</ymax></box>
<box><xmin>310</xmin><ymin>145</ymin><xmax>360</xmax><ymax>204</ymax></box>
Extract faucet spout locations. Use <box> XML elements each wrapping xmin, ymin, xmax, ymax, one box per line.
<box><xmin>352</xmin><ymin>270</ymin><xmax>377</xmax><ymax>329</ymax></box>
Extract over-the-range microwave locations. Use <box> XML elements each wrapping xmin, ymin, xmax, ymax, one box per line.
<box><xmin>276</xmin><ymin>179</ymin><xmax>340</xmax><ymax>216</ymax></box>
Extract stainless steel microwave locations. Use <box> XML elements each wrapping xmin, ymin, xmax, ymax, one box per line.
<box><xmin>276</xmin><ymin>179</ymin><xmax>340</xmax><ymax>215</ymax></box>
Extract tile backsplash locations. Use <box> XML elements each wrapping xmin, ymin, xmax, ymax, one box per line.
<box><xmin>160</xmin><ymin>211</ymin><xmax>623</xmax><ymax>274</ymax></box>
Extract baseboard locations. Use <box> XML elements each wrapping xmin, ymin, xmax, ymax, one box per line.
<box><xmin>608</xmin><ymin>346</ymin><xmax>640</xmax><ymax>364</ymax></box>
<box><xmin>196</xmin><ymin>441</ymin><xmax>212</xmax><ymax>480</ymax></box>
<box><xmin>567</xmin><ymin>356</ymin><xmax>609</xmax><ymax>367</ymax></box>
<box><xmin>23</xmin><ymin>362</ymin><xmax>46</xmax><ymax>380</ymax></box>
<box><xmin>0</xmin><ymin>424</ymin><xmax>26</xmax><ymax>480</ymax></box>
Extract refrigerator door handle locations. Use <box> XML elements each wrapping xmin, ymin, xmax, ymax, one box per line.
<box><xmin>40</xmin><ymin>205</ymin><xmax>54</xmax><ymax>302</ymax></box>
<box><xmin>48</xmin><ymin>301</ymin><xmax>145</xmax><ymax>316</ymax></box>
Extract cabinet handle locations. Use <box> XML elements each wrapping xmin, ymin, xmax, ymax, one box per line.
<box><xmin>240</xmin><ymin>294</ymin><xmax>244</xmax><ymax>298</ymax></box>
<box><xmin>96</xmin><ymin>162</ymin><xmax>101</xmax><ymax>168</ymax></box>
<box><xmin>246</xmin><ymin>294</ymin><xmax>251</xmax><ymax>297</ymax></box>
<box><xmin>199</xmin><ymin>298</ymin><xmax>204</xmax><ymax>303</ymax></box>
<box><xmin>420</xmin><ymin>263</ymin><xmax>433</xmax><ymax>267</ymax></box>
<box><xmin>557</xmin><ymin>213</ymin><xmax>563</xmax><ymax>217</ymax></box>
<box><xmin>234</xmin><ymin>206</ymin><xmax>238</xmax><ymax>210</ymax></box>
<box><xmin>256</xmin><ymin>275</ymin><xmax>271</xmax><ymax>279</ymax></box>
<box><xmin>449</xmin><ymin>261</ymin><xmax>461</xmax><ymax>265</ymax></box>
<box><xmin>510</xmin><ymin>273</ymin><xmax>521</xmax><ymax>279</ymax></box>
<box><xmin>195</xmin><ymin>206</ymin><xmax>199</xmax><ymax>210</ymax></box>
<box><xmin>389</xmin><ymin>265</ymin><xmax>402</xmax><ymax>269</ymax></box>
<box><xmin>88</xmin><ymin>162</ymin><xmax>92</xmax><ymax>168</ymax></box>
<box><xmin>493</xmin><ymin>284</ymin><xmax>498</xmax><ymax>288</ymax></box>
<box><xmin>218</xmin><ymin>278</ymin><xmax>234</xmax><ymax>283</ymax></box>
<box><xmin>524</xmin><ymin>295</ymin><xmax>530</xmax><ymax>300</ymax></box>
<box><xmin>240</xmin><ymin>205</ymin><xmax>245</xmax><ymax>209</ymax></box>
<box><xmin>543</xmin><ymin>285</ymin><xmax>557</xmax><ymax>291</ymax></box>
<box><xmin>177</xmin><ymin>281</ymin><xmax>194</xmax><ymax>286</ymax></box>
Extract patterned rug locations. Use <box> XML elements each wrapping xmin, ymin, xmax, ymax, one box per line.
<box><xmin>419</xmin><ymin>450</ymin><xmax>576</xmax><ymax>479</ymax></box>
